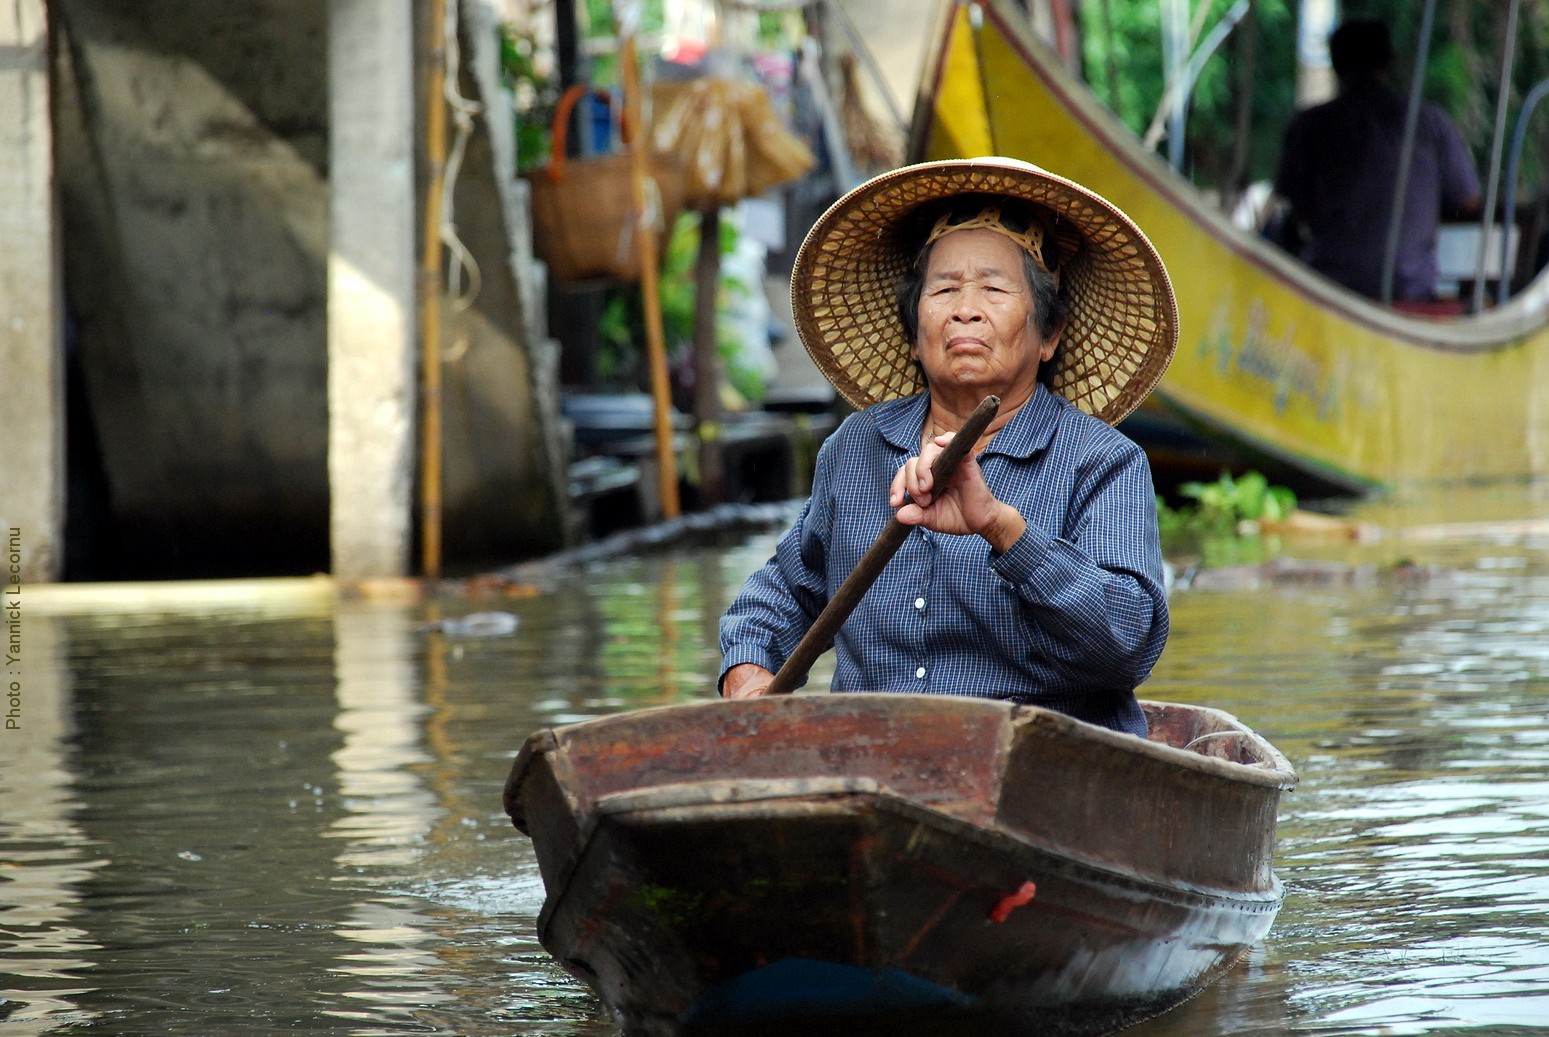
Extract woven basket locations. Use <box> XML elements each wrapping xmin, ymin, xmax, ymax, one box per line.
<box><xmin>527</xmin><ymin>86</ymin><xmax>683</xmax><ymax>284</ymax></box>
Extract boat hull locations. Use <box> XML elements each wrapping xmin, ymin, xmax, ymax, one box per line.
<box><xmin>541</xmin><ymin>780</ymin><xmax>1280</xmax><ymax>1035</ymax></box>
<box><xmin>504</xmin><ymin>695</ymin><xmax>1295</xmax><ymax>1036</ymax></box>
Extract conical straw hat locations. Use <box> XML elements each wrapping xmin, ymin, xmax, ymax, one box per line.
<box><xmin>791</xmin><ymin>157</ymin><xmax>1177</xmax><ymax>424</ymax></box>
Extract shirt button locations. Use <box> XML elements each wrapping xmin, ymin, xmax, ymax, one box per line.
<box><xmin>914</xmin><ymin>597</ymin><xmax>926</xmax><ymax>610</ymax></box>
<box><xmin>915</xmin><ymin>666</ymin><xmax>926</xmax><ymax>679</ymax></box>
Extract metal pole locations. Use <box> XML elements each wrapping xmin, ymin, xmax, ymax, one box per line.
<box><xmin>1174</xmin><ymin>0</ymin><xmax>1250</xmax><ymax>166</ymax></box>
<box><xmin>1497</xmin><ymin>76</ymin><xmax>1549</xmax><ymax>306</ymax></box>
<box><xmin>1472</xmin><ymin>0</ymin><xmax>1520</xmax><ymax>313</ymax></box>
<box><xmin>1379</xmin><ymin>0</ymin><xmax>1437</xmax><ymax>306</ymax></box>
<box><xmin>1164</xmin><ymin>0</ymin><xmax>1188</xmax><ymax>169</ymax></box>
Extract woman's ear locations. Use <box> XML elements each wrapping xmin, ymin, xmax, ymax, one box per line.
<box><xmin>1039</xmin><ymin>322</ymin><xmax>1065</xmax><ymax>363</ymax></box>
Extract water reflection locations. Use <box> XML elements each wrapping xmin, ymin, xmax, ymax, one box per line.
<box><xmin>329</xmin><ymin>603</ymin><xmax>438</xmax><ymax>867</ymax></box>
<box><xmin>326</xmin><ymin>603</ymin><xmax>450</xmax><ymax>1026</ymax></box>
<box><xmin>1132</xmin><ymin>515</ymin><xmax>1549</xmax><ymax>1036</ymax></box>
<box><xmin>0</xmin><ymin>512</ymin><xmax>1547</xmax><ymax>1034</ymax></box>
<box><xmin>0</xmin><ymin>611</ymin><xmax>100</xmax><ymax>1035</ymax></box>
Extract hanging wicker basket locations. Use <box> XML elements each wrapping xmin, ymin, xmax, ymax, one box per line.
<box><xmin>526</xmin><ymin>85</ymin><xmax>684</xmax><ymax>284</ymax></box>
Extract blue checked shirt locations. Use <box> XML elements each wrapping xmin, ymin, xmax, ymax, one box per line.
<box><xmin>719</xmin><ymin>387</ymin><xmax>1168</xmax><ymax>735</ymax></box>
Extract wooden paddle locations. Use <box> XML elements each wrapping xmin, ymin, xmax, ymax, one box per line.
<box><xmin>763</xmin><ymin>394</ymin><xmax>1001</xmax><ymax>695</ymax></box>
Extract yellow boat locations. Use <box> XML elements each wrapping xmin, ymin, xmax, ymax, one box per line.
<box><xmin>911</xmin><ymin>0</ymin><xmax>1549</xmax><ymax>491</ymax></box>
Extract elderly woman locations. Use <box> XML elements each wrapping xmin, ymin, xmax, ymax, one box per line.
<box><xmin>718</xmin><ymin>158</ymin><xmax>1177</xmax><ymax>735</ymax></box>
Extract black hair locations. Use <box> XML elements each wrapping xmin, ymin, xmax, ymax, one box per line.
<box><xmin>1329</xmin><ymin>20</ymin><xmax>1393</xmax><ymax>81</ymax></box>
<box><xmin>894</xmin><ymin>195</ymin><xmax>1071</xmax><ymax>386</ymax></box>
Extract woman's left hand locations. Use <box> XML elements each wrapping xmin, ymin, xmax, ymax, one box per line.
<box><xmin>890</xmin><ymin>432</ymin><xmax>1027</xmax><ymax>551</ymax></box>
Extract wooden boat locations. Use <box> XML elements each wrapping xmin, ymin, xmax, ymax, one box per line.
<box><xmin>503</xmin><ymin>692</ymin><xmax>1296</xmax><ymax>1036</ymax></box>
<box><xmin>912</xmin><ymin>0</ymin><xmax>1549</xmax><ymax>491</ymax></box>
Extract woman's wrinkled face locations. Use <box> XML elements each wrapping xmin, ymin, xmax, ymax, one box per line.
<box><xmin>912</xmin><ymin>228</ymin><xmax>1059</xmax><ymax>402</ymax></box>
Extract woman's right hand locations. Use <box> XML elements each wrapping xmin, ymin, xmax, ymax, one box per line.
<box><xmin>721</xmin><ymin>663</ymin><xmax>775</xmax><ymax>698</ymax></box>
<box><xmin>891</xmin><ymin>432</ymin><xmax>1027</xmax><ymax>551</ymax></box>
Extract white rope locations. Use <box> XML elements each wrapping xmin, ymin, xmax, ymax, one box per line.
<box><xmin>441</xmin><ymin>0</ymin><xmax>483</xmax><ymax>317</ymax></box>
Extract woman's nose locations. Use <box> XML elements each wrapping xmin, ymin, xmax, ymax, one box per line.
<box><xmin>950</xmin><ymin>292</ymin><xmax>985</xmax><ymax>320</ymax></box>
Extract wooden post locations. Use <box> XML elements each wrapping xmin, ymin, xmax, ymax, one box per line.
<box><xmin>693</xmin><ymin>206</ymin><xmax>725</xmax><ymax>506</ymax></box>
<box><xmin>620</xmin><ymin>33</ymin><xmax>680</xmax><ymax>518</ymax></box>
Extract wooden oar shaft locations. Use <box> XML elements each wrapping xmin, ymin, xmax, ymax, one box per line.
<box><xmin>764</xmin><ymin>395</ymin><xmax>1001</xmax><ymax>696</ymax></box>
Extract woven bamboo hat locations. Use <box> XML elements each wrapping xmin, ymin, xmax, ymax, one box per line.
<box><xmin>791</xmin><ymin>157</ymin><xmax>1177</xmax><ymax>424</ymax></box>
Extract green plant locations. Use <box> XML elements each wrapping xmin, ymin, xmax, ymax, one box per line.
<box><xmin>1158</xmin><ymin>470</ymin><xmax>1296</xmax><ymax>537</ymax></box>
<box><xmin>499</xmin><ymin>23</ymin><xmax>558</xmax><ymax>173</ymax></box>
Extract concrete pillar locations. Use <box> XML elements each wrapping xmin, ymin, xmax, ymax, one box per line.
<box><xmin>1295</xmin><ymin>0</ymin><xmax>1338</xmax><ymax>108</ymax></box>
<box><xmin>327</xmin><ymin>0</ymin><xmax>417</xmax><ymax>578</ymax></box>
<box><xmin>0</xmin><ymin>0</ymin><xmax>63</xmax><ymax>583</ymax></box>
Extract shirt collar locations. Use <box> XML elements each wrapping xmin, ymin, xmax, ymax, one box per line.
<box><xmin>874</xmin><ymin>393</ymin><xmax>932</xmax><ymax>455</ymax></box>
<box><xmin>872</xmin><ymin>386</ymin><xmax>1066</xmax><ymax>459</ymax></box>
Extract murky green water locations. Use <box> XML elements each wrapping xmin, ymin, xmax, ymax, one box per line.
<box><xmin>4</xmin><ymin>490</ymin><xmax>1549</xmax><ymax>1035</ymax></box>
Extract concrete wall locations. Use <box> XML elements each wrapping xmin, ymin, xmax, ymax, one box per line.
<box><xmin>46</xmin><ymin>0</ymin><xmax>566</xmax><ymax>578</ymax></box>
<box><xmin>54</xmin><ymin>0</ymin><xmax>332</xmax><ymax>576</ymax></box>
<box><xmin>0</xmin><ymin>0</ymin><xmax>63</xmax><ymax>583</ymax></box>
<box><xmin>442</xmin><ymin>0</ymin><xmax>568</xmax><ymax>562</ymax></box>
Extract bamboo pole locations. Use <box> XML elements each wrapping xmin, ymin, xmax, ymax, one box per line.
<box><xmin>419</xmin><ymin>0</ymin><xmax>448</xmax><ymax>579</ymax></box>
<box><xmin>620</xmin><ymin>33</ymin><xmax>681</xmax><ymax>519</ymax></box>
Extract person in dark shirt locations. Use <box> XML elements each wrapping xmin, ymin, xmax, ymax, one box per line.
<box><xmin>1273</xmin><ymin>19</ymin><xmax>1481</xmax><ymax>302</ymax></box>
